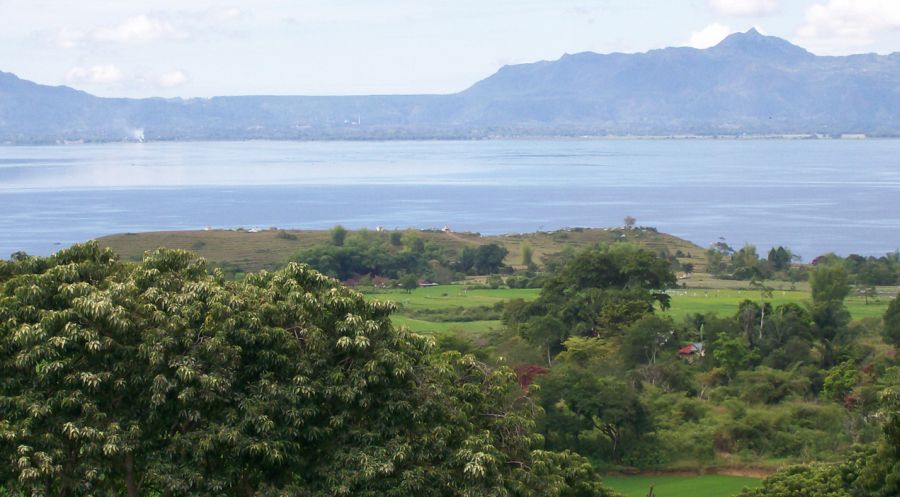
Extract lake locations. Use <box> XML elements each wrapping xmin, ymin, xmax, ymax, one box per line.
<box><xmin>1</xmin><ymin>139</ymin><xmax>898</xmax><ymax>259</ymax></box>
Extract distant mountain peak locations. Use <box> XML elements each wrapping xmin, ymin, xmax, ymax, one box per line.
<box><xmin>718</xmin><ymin>27</ymin><xmax>770</xmax><ymax>44</ymax></box>
<box><xmin>1</xmin><ymin>30</ymin><xmax>899</xmax><ymax>142</ymax></box>
<box><xmin>712</xmin><ymin>28</ymin><xmax>813</xmax><ymax>60</ymax></box>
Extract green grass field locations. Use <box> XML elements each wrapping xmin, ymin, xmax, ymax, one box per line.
<box><xmin>363</xmin><ymin>286</ymin><xmax>540</xmax><ymax>334</ymax></box>
<box><xmin>365</xmin><ymin>284</ymin><xmax>892</xmax><ymax>335</ymax></box>
<box><xmin>389</xmin><ymin>315</ymin><xmax>501</xmax><ymax>334</ymax></box>
<box><xmin>662</xmin><ymin>288</ymin><xmax>890</xmax><ymax>321</ymax></box>
<box><xmin>363</xmin><ymin>286</ymin><xmax>540</xmax><ymax>310</ymax></box>
<box><xmin>603</xmin><ymin>475</ymin><xmax>761</xmax><ymax>497</ymax></box>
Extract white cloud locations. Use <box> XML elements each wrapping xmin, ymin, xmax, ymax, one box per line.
<box><xmin>205</xmin><ymin>7</ymin><xmax>243</xmax><ymax>24</ymax></box>
<box><xmin>157</xmin><ymin>70</ymin><xmax>188</xmax><ymax>88</ymax></box>
<box><xmin>65</xmin><ymin>64</ymin><xmax>124</xmax><ymax>85</ymax></box>
<box><xmin>709</xmin><ymin>0</ymin><xmax>778</xmax><ymax>17</ymax></box>
<box><xmin>52</xmin><ymin>8</ymin><xmax>244</xmax><ymax>48</ymax></box>
<box><xmin>92</xmin><ymin>14</ymin><xmax>188</xmax><ymax>44</ymax></box>
<box><xmin>55</xmin><ymin>28</ymin><xmax>86</xmax><ymax>49</ymax></box>
<box><xmin>63</xmin><ymin>66</ymin><xmax>192</xmax><ymax>93</ymax></box>
<box><xmin>686</xmin><ymin>23</ymin><xmax>735</xmax><ymax>49</ymax></box>
<box><xmin>52</xmin><ymin>14</ymin><xmax>186</xmax><ymax>48</ymax></box>
<box><xmin>795</xmin><ymin>0</ymin><xmax>900</xmax><ymax>54</ymax></box>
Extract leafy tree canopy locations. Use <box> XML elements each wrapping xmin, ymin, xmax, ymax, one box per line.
<box><xmin>810</xmin><ymin>263</ymin><xmax>851</xmax><ymax>304</ymax></box>
<box><xmin>0</xmin><ymin>243</ymin><xmax>617</xmax><ymax>497</ymax></box>
<box><xmin>883</xmin><ymin>295</ymin><xmax>900</xmax><ymax>347</ymax></box>
<box><xmin>506</xmin><ymin>244</ymin><xmax>676</xmax><ymax>351</ymax></box>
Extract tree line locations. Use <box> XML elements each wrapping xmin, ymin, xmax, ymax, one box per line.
<box><xmin>706</xmin><ymin>242</ymin><xmax>899</xmax><ymax>286</ymax></box>
<box><xmin>289</xmin><ymin>227</ymin><xmax>508</xmax><ymax>283</ymax></box>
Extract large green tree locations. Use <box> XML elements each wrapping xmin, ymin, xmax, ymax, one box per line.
<box><xmin>621</xmin><ymin>315</ymin><xmax>675</xmax><ymax>367</ymax></box>
<box><xmin>535</xmin><ymin>340</ymin><xmax>651</xmax><ymax>463</ymax></box>
<box><xmin>507</xmin><ymin>244</ymin><xmax>675</xmax><ymax>352</ymax></box>
<box><xmin>883</xmin><ymin>295</ymin><xmax>900</xmax><ymax>347</ymax></box>
<box><xmin>0</xmin><ymin>243</ymin><xmax>618</xmax><ymax>497</ymax></box>
<box><xmin>809</xmin><ymin>263</ymin><xmax>853</xmax><ymax>367</ymax></box>
<box><xmin>810</xmin><ymin>263</ymin><xmax>851</xmax><ymax>303</ymax></box>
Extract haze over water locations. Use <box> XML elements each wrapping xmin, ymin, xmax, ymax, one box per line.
<box><xmin>1</xmin><ymin>139</ymin><xmax>898</xmax><ymax>259</ymax></box>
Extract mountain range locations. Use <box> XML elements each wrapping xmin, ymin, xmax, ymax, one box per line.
<box><xmin>1</xmin><ymin>29</ymin><xmax>898</xmax><ymax>143</ymax></box>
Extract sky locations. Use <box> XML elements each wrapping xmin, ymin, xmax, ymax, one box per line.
<box><xmin>1</xmin><ymin>0</ymin><xmax>899</xmax><ymax>98</ymax></box>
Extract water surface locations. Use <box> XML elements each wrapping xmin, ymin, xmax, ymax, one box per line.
<box><xmin>1</xmin><ymin>140</ymin><xmax>898</xmax><ymax>259</ymax></box>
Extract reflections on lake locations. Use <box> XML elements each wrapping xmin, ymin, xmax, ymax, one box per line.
<box><xmin>1</xmin><ymin>139</ymin><xmax>899</xmax><ymax>258</ymax></box>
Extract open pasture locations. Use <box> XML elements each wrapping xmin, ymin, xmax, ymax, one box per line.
<box><xmin>362</xmin><ymin>285</ymin><xmax>539</xmax><ymax>311</ymax></box>
<box><xmin>603</xmin><ymin>474</ymin><xmax>761</xmax><ymax>497</ymax></box>
<box><xmin>662</xmin><ymin>288</ymin><xmax>892</xmax><ymax>321</ymax></box>
<box><xmin>364</xmin><ymin>283</ymin><xmax>893</xmax><ymax>335</ymax></box>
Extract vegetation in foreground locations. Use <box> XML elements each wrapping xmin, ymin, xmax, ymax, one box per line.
<box><xmin>0</xmin><ymin>244</ymin><xmax>617</xmax><ymax>497</ymax></box>
<box><xmin>6</xmin><ymin>226</ymin><xmax>900</xmax><ymax>497</ymax></box>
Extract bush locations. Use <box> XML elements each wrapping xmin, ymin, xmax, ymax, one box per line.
<box><xmin>725</xmin><ymin>367</ymin><xmax>812</xmax><ymax>404</ymax></box>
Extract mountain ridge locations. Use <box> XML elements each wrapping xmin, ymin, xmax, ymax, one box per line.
<box><xmin>2</xmin><ymin>30</ymin><xmax>899</xmax><ymax>142</ymax></box>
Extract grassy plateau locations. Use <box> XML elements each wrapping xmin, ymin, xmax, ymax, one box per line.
<box><xmin>98</xmin><ymin>227</ymin><xmax>707</xmax><ymax>273</ymax></box>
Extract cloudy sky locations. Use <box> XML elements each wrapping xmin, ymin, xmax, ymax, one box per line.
<box><xmin>1</xmin><ymin>0</ymin><xmax>898</xmax><ymax>98</ymax></box>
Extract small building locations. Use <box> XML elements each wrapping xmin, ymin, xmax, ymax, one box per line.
<box><xmin>678</xmin><ymin>342</ymin><xmax>705</xmax><ymax>363</ymax></box>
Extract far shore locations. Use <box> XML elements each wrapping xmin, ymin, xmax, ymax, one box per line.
<box><xmin>4</xmin><ymin>133</ymin><xmax>900</xmax><ymax>147</ymax></box>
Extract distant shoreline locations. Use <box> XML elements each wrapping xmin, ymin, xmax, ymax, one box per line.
<box><xmin>3</xmin><ymin>133</ymin><xmax>899</xmax><ymax>146</ymax></box>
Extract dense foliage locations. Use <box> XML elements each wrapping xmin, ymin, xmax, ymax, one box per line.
<box><xmin>5</xmin><ymin>235</ymin><xmax>897</xmax><ymax>496</ymax></box>
<box><xmin>735</xmin><ymin>388</ymin><xmax>899</xmax><ymax>497</ymax></box>
<box><xmin>0</xmin><ymin>243</ymin><xmax>616</xmax><ymax>497</ymax></box>
<box><xmin>503</xmin><ymin>244</ymin><xmax>675</xmax><ymax>361</ymax></box>
<box><xmin>705</xmin><ymin>243</ymin><xmax>798</xmax><ymax>280</ymax></box>
<box><xmin>822</xmin><ymin>252</ymin><xmax>900</xmax><ymax>286</ymax></box>
<box><xmin>290</xmin><ymin>229</ymin><xmax>508</xmax><ymax>282</ymax></box>
<box><xmin>486</xmin><ymin>247</ymin><xmax>899</xmax><ymax>477</ymax></box>
<box><xmin>882</xmin><ymin>294</ymin><xmax>900</xmax><ymax>347</ymax></box>
<box><xmin>706</xmin><ymin>242</ymin><xmax>900</xmax><ymax>285</ymax></box>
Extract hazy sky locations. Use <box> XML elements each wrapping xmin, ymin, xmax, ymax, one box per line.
<box><xmin>1</xmin><ymin>0</ymin><xmax>898</xmax><ymax>98</ymax></box>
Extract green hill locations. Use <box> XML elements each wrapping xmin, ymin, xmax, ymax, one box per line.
<box><xmin>98</xmin><ymin>226</ymin><xmax>707</xmax><ymax>274</ymax></box>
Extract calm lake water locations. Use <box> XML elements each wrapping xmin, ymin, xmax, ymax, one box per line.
<box><xmin>1</xmin><ymin>140</ymin><xmax>898</xmax><ymax>259</ymax></box>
